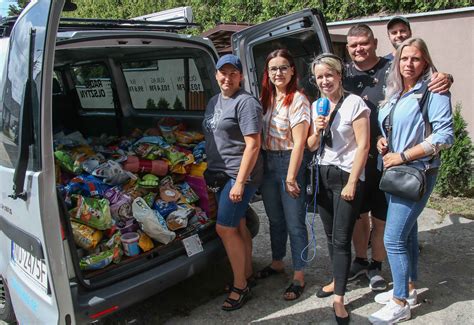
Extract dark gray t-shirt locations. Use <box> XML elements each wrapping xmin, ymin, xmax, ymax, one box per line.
<box><xmin>203</xmin><ymin>89</ymin><xmax>263</xmax><ymax>186</ymax></box>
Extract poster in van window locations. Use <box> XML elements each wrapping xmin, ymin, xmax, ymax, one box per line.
<box><xmin>75</xmin><ymin>79</ymin><xmax>114</xmax><ymax>109</ymax></box>
<box><xmin>122</xmin><ymin>59</ymin><xmax>204</xmax><ymax>110</ymax></box>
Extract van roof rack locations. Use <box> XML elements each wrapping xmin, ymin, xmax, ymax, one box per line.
<box><xmin>0</xmin><ymin>16</ymin><xmax>200</xmax><ymax>37</ymax></box>
<box><xmin>58</xmin><ymin>17</ymin><xmax>200</xmax><ymax>32</ymax></box>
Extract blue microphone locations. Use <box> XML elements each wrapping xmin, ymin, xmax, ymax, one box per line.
<box><xmin>313</xmin><ymin>97</ymin><xmax>330</xmax><ymax>117</ymax></box>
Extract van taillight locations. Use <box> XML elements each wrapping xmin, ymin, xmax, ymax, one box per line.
<box><xmin>89</xmin><ymin>306</ymin><xmax>119</xmax><ymax>319</ymax></box>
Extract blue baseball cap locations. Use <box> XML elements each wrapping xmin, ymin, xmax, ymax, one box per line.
<box><xmin>216</xmin><ymin>54</ymin><xmax>243</xmax><ymax>72</ymax></box>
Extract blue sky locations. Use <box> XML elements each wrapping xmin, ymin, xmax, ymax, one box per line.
<box><xmin>0</xmin><ymin>1</ymin><xmax>18</xmax><ymax>19</ymax></box>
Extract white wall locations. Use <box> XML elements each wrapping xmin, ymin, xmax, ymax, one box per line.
<box><xmin>327</xmin><ymin>8</ymin><xmax>474</xmax><ymax>137</ymax></box>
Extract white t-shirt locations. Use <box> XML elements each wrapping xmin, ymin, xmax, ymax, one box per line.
<box><xmin>311</xmin><ymin>94</ymin><xmax>370</xmax><ymax>181</ymax></box>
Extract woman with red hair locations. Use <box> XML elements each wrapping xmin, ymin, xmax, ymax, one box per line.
<box><xmin>255</xmin><ymin>49</ymin><xmax>310</xmax><ymax>301</ymax></box>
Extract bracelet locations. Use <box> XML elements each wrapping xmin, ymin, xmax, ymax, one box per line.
<box><xmin>400</xmin><ymin>152</ymin><xmax>408</xmax><ymax>162</ymax></box>
<box><xmin>285</xmin><ymin>180</ymin><xmax>296</xmax><ymax>186</ymax></box>
<box><xmin>447</xmin><ymin>74</ymin><xmax>454</xmax><ymax>83</ymax></box>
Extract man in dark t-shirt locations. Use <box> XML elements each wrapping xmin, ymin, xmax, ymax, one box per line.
<box><xmin>341</xmin><ymin>24</ymin><xmax>391</xmax><ymax>293</ymax></box>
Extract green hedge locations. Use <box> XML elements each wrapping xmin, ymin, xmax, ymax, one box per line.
<box><xmin>60</xmin><ymin>0</ymin><xmax>472</xmax><ymax>33</ymax></box>
<box><xmin>435</xmin><ymin>104</ymin><xmax>473</xmax><ymax>197</ymax></box>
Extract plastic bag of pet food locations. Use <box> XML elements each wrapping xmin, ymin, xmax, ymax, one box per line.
<box><xmin>80</xmin><ymin>250</ymin><xmax>114</xmax><ymax>270</ymax></box>
<box><xmin>138</xmin><ymin>230</ymin><xmax>154</xmax><ymax>252</ymax></box>
<box><xmin>192</xmin><ymin>141</ymin><xmax>206</xmax><ymax>164</ymax></box>
<box><xmin>81</xmin><ymin>154</ymin><xmax>106</xmax><ymax>174</ymax></box>
<box><xmin>134</xmin><ymin>135</ymin><xmax>169</xmax><ymax>148</ymax></box>
<box><xmin>176</xmin><ymin>182</ymin><xmax>199</xmax><ymax>204</ymax></box>
<box><xmin>65</xmin><ymin>174</ymin><xmax>111</xmax><ymax>198</ymax></box>
<box><xmin>71</xmin><ymin>221</ymin><xmax>103</xmax><ymax>251</ymax></box>
<box><xmin>132</xmin><ymin>197</ymin><xmax>176</xmax><ymax>244</ymax></box>
<box><xmin>105</xmin><ymin>231</ymin><xmax>123</xmax><ymax>263</ymax></box>
<box><xmin>143</xmin><ymin>192</ymin><xmax>157</xmax><ymax>207</ymax></box>
<box><xmin>92</xmin><ymin>160</ymin><xmax>134</xmax><ymax>186</ymax></box>
<box><xmin>104</xmin><ymin>187</ymin><xmax>133</xmax><ymax>221</ymax></box>
<box><xmin>71</xmin><ymin>195</ymin><xmax>113</xmax><ymax>230</ymax></box>
<box><xmin>159</xmin><ymin>125</ymin><xmax>177</xmax><ymax>144</ymax></box>
<box><xmin>54</xmin><ymin>150</ymin><xmax>77</xmax><ymax>174</ymax></box>
<box><xmin>166</xmin><ymin>204</ymin><xmax>194</xmax><ymax>231</ymax></box>
<box><xmin>185</xmin><ymin>174</ymin><xmax>210</xmax><ymax>216</ymax></box>
<box><xmin>152</xmin><ymin>199</ymin><xmax>178</xmax><ymax>218</ymax></box>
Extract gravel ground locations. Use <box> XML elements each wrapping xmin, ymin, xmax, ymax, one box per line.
<box><xmin>103</xmin><ymin>201</ymin><xmax>474</xmax><ymax>325</ymax></box>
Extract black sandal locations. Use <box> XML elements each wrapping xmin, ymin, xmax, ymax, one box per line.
<box><xmin>224</xmin><ymin>277</ymin><xmax>257</xmax><ymax>293</ymax></box>
<box><xmin>221</xmin><ymin>286</ymin><xmax>251</xmax><ymax>311</ymax></box>
<box><xmin>255</xmin><ymin>265</ymin><xmax>284</xmax><ymax>279</ymax></box>
<box><xmin>284</xmin><ymin>281</ymin><xmax>305</xmax><ymax>301</ymax></box>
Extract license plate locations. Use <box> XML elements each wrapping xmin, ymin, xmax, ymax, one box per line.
<box><xmin>11</xmin><ymin>242</ymin><xmax>48</xmax><ymax>292</ymax></box>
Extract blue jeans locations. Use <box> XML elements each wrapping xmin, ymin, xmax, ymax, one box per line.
<box><xmin>216</xmin><ymin>178</ymin><xmax>257</xmax><ymax>228</ymax></box>
<box><xmin>260</xmin><ymin>150</ymin><xmax>309</xmax><ymax>271</ymax></box>
<box><xmin>384</xmin><ymin>169</ymin><xmax>438</xmax><ymax>300</ymax></box>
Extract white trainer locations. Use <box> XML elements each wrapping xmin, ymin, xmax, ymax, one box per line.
<box><xmin>374</xmin><ymin>289</ymin><xmax>418</xmax><ymax>306</ymax></box>
<box><xmin>369</xmin><ymin>299</ymin><xmax>411</xmax><ymax>324</ymax></box>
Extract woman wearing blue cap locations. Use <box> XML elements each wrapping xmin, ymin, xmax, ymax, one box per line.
<box><xmin>202</xmin><ymin>54</ymin><xmax>263</xmax><ymax>311</ymax></box>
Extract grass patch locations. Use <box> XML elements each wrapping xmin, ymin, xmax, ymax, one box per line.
<box><xmin>427</xmin><ymin>193</ymin><xmax>474</xmax><ymax>220</ymax></box>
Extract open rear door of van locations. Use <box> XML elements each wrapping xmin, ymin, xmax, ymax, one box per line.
<box><xmin>0</xmin><ymin>1</ymin><xmax>74</xmax><ymax>324</ymax></box>
<box><xmin>232</xmin><ymin>8</ymin><xmax>333</xmax><ymax>102</ymax></box>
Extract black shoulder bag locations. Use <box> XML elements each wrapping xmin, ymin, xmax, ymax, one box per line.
<box><xmin>379</xmin><ymin>83</ymin><xmax>431</xmax><ymax>201</ymax></box>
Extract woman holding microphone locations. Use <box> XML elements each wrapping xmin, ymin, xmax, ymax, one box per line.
<box><xmin>307</xmin><ymin>53</ymin><xmax>370</xmax><ymax>324</ymax></box>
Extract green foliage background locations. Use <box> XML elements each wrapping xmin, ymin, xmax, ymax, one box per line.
<box><xmin>434</xmin><ymin>104</ymin><xmax>474</xmax><ymax>197</ymax></box>
<box><xmin>11</xmin><ymin>1</ymin><xmax>472</xmax><ymax>32</ymax></box>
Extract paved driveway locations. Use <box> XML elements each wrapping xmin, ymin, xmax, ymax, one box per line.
<box><xmin>103</xmin><ymin>202</ymin><xmax>474</xmax><ymax>324</ymax></box>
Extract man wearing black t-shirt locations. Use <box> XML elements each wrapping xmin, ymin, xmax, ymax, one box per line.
<box><xmin>337</xmin><ymin>24</ymin><xmax>453</xmax><ymax>293</ymax></box>
<box><xmin>341</xmin><ymin>24</ymin><xmax>391</xmax><ymax>292</ymax></box>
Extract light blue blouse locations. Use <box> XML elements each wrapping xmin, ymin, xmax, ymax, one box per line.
<box><xmin>378</xmin><ymin>81</ymin><xmax>454</xmax><ymax>170</ymax></box>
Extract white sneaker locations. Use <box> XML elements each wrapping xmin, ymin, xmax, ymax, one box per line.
<box><xmin>369</xmin><ymin>299</ymin><xmax>411</xmax><ymax>324</ymax></box>
<box><xmin>374</xmin><ymin>289</ymin><xmax>418</xmax><ymax>306</ymax></box>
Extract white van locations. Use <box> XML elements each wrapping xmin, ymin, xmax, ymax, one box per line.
<box><xmin>0</xmin><ymin>1</ymin><xmax>332</xmax><ymax>323</ymax></box>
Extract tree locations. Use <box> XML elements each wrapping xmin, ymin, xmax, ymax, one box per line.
<box><xmin>157</xmin><ymin>97</ymin><xmax>170</xmax><ymax>110</ymax></box>
<box><xmin>435</xmin><ymin>104</ymin><xmax>473</xmax><ymax>197</ymax></box>
<box><xmin>146</xmin><ymin>98</ymin><xmax>157</xmax><ymax>109</ymax></box>
<box><xmin>8</xmin><ymin>0</ymin><xmax>29</xmax><ymax>16</ymax></box>
<box><xmin>66</xmin><ymin>0</ymin><xmax>473</xmax><ymax>34</ymax></box>
<box><xmin>173</xmin><ymin>96</ymin><xmax>184</xmax><ymax>110</ymax></box>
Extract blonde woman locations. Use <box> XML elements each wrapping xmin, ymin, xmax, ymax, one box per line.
<box><xmin>307</xmin><ymin>53</ymin><xmax>370</xmax><ymax>324</ymax></box>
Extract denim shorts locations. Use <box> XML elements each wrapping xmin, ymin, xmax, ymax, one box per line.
<box><xmin>215</xmin><ymin>178</ymin><xmax>257</xmax><ymax>227</ymax></box>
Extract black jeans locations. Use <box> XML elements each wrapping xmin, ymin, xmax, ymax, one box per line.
<box><xmin>317</xmin><ymin>165</ymin><xmax>363</xmax><ymax>296</ymax></box>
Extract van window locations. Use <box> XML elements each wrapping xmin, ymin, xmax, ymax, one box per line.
<box><xmin>0</xmin><ymin>37</ymin><xmax>13</xmax><ymax>168</ymax></box>
<box><xmin>121</xmin><ymin>54</ymin><xmax>212</xmax><ymax>111</ymax></box>
<box><xmin>0</xmin><ymin>37</ymin><xmax>8</xmax><ymax>120</ymax></box>
<box><xmin>71</xmin><ymin>63</ymin><xmax>115</xmax><ymax>110</ymax></box>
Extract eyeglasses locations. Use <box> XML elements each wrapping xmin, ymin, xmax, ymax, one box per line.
<box><xmin>268</xmin><ymin>65</ymin><xmax>291</xmax><ymax>75</ymax></box>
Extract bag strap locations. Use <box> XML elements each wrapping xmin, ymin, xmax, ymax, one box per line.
<box><xmin>414</xmin><ymin>81</ymin><xmax>432</xmax><ymax>137</ymax></box>
<box><xmin>384</xmin><ymin>81</ymin><xmax>433</xmax><ymax>157</ymax></box>
<box><xmin>318</xmin><ymin>91</ymin><xmax>350</xmax><ymax>157</ymax></box>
